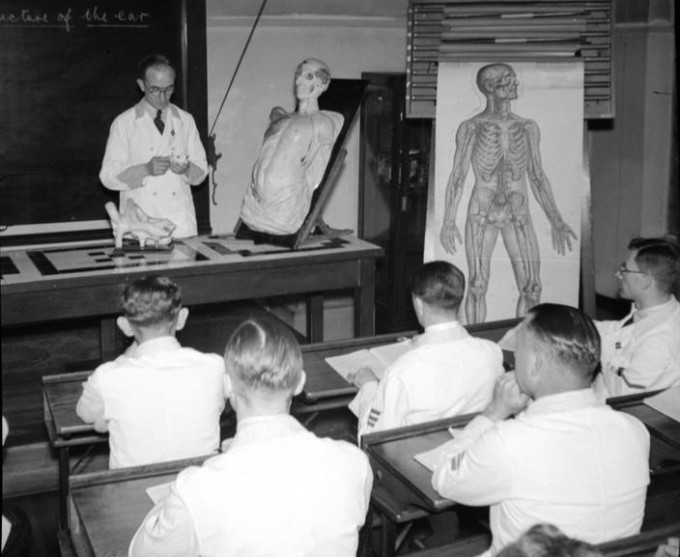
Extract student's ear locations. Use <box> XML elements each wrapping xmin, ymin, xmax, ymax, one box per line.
<box><xmin>175</xmin><ymin>307</ymin><xmax>189</xmax><ymax>331</ymax></box>
<box><xmin>528</xmin><ymin>347</ymin><xmax>543</xmax><ymax>382</ymax></box>
<box><xmin>223</xmin><ymin>373</ymin><xmax>233</xmax><ymax>398</ymax></box>
<box><xmin>136</xmin><ymin>78</ymin><xmax>146</xmax><ymax>94</ymax></box>
<box><xmin>293</xmin><ymin>371</ymin><xmax>307</xmax><ymax>396</ymax></box>
<box><xmin>116</xmin><ymin>316</ymin><xmax>135</xmax><ymax>338</ymax></box>
<box><xmin>412</xmin><ymin>296</ymin><xmax>424</xmax><ymax>319</ymax></box>
<box><xmin>641</xmin><ymin>273</ymin><xmax>655</xmax><ymax>292</ymax></box>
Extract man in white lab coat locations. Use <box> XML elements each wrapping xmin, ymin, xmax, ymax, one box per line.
<box><xmin>100</xmin><ymin>54</ymin><xmax>207</xmax><ymax>238</ymax></box>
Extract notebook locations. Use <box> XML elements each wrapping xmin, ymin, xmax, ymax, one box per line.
<box><xmin>146</xmin><ymin>481</ymin><xmax>173</xmax><ymax>504</ymax></box>
<box><xmin>413</xmin><ymin>427</ymin><xmax>464</xmax><ymax>472</ymax></box>
<box><xmin>644</xmin><ymin>387</ymin><xmax>680</xmax><ymax>423</ymax></box>
<box><xmin>325</xmin><ymin>339</ymin><xmax>412</xmax><ymax>381</ymax></box>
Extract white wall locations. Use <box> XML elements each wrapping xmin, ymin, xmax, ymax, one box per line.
<box><xmin>206</xmin><ymin>17</ymin><xmax>407</xmax><ymax>234</ymax></box>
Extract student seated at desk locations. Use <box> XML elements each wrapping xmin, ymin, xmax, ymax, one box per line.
<box><xmin>348</xmin><ymin>260</ymin><xmax>503</xmax><ymax>437</ymax></box>
<box><xmin>432</xmin><ymin>303</ymin><xmax>650</xmax><ymax>556</ymax></box>
<box><xmin>500</xmin><ymin>238</ymin><xmax>680</xmax><ymax>398</ymax></box>
<box><xmin>593</xmin><ymin>237</ymin><xmax>680</xmax><ymax>397</ymax></box>
<box><xmin>76</xmin><ymin>275</ymin><xmax>228</xmax><ymax>469</ymax></box>
<box><xmin>129</xmin><ymin>317</ymin><xmax>372</xmax><ymax>557</ymax></box>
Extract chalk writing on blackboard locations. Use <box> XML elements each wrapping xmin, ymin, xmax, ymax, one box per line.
<box><xmin>0</xmin><ymin>7</ymin><xmax>151</xmax><ymax>32</ymax></box>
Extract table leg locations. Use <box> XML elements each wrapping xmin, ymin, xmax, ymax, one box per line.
<box><xmin>379</xmin><ymin>510</ymin><xmax>397</xmax><ymax>557</ymax></box>
<box><xmin>59</xmin><ymin>446</ymin><xmax>70</xmax><ymax>530</ymax></box>
<box><xmin>99</xmin><ymin>317</ymin><xmax>117</xmax><ymax>361</ymax></box>
<box><xmin>355</xmin><ymin>258</ymin><xmax>375</xmax><ymax>337</ymax></box>
<box><xmin>306</xmin><ymin>294</ymin><xmax>324</xmax><ymax>343</ymax></box>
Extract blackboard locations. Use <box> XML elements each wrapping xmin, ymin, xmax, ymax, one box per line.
<box><xmin>0</xmin><ymin>0</ymin><xmax>209</xmax><ymax>241</ymax></box>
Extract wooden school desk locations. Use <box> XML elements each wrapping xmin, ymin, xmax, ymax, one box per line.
<box><xmin>43</xmin><ymin>330</ymin><xmax>413</xmax><ymax>529</ymax></box>
<box><xmin>362</xmin><ymin>391</ymin><xmax>680</xmax><ymax>557</ymax></box>
<box><xmin>1</xmin><ymin>234</ymin><xmax>382</xmax><ymax>354</ymax></box>
<box><xmin>64</xmin><ymin>455</ymin><xmax>212</xmax><ymax>557</ymax></box>
<box><xmin>44</xmin><ymin>318</ymin><xmax>519</xmax><ymax>530</ymax></box>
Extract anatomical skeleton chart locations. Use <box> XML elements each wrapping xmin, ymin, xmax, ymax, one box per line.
<box><xmin>425</xmin><ymin>60</ymin><xmax>584</xmax><ymax>324</ymax></box>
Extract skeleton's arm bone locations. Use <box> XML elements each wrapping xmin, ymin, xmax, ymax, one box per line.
<box><xmin>525</xmin><ymin>121</ymin><xmax>576</xmax><ymax>253</ymax></box>
<box><xmin>443</xmin><ymin>120</ymin><xmax>476</xmax><ymax>225</ymax></box>
<box><xmin>525</xmin><ymin>120</ymin><xmax>566</xmax><ymax>224</ymax></box>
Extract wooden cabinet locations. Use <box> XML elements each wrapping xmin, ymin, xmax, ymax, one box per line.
<box><xmin>358</xmin><ymin>73</ymin><xmax>432</xmax><ymax>333</ymax></box>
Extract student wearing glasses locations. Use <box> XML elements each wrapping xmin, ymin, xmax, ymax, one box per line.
<box><xmin>99</xmin><ymin>54</ymin><xmax>208</xmax><ymax>239</ymax></box>
<box><xmin>593</xmin><ymin>237</ymin><xmax>680</xmax><ymax>397</ymax></box>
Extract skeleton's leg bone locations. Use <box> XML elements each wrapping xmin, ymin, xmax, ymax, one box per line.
<box><xmin>465</xmin><ymin>212</ymin><xmax>498</xmax><ymax>324</ymax></box>
<box><xmin>502</xmin><ymin>213</ymin><xmax>542</xmax><ymax>317</ymax></box>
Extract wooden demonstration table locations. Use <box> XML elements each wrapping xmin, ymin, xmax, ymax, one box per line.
<box><xmin>1</xmin><ymin>234</ymin><xmax>382</xmax><ymax>354</ymax></box>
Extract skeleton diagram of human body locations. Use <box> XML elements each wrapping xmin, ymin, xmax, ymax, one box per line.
<box><xmin>439</xmin><ymin>63</ymin><xmax>576</xmax><ymax>324</ymax></box>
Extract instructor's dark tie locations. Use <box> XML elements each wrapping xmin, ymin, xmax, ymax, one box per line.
<box><xmin>154</xmin><ymin>110</ymin><xmax>165</xmax><ymax>134</ymax></box>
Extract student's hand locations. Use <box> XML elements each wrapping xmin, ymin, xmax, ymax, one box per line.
<box><xmin>347</xmin><ymin>367</ymin><xmax>379</xmax><ymax>388</ymax></box>
<box><xmin>483</xmin><ymin>372</ymin><xmax>530</xmax><ymax>422</ymax></box>
<box><xmin>93</xmin><ymin>418</ymin><xmax>109</xmax><ymax>434</ymax></box>
<box><xmin>498</xmin><ymin>326</ymin><xmax>518</xmax><ymax>351</ymax></box>
<box><xmin>655</xmin><ymin>538</ymin><xmax>679</xmax><ymax>557</ymax></box>
<box><xmin>146</xmin><ymin>156</ymin><xmax>171</xmax><ymax>176</ymax></box>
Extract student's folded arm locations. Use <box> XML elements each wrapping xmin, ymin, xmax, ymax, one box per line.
<box><xmin>75</xmin><ymin>376</ymin><xmax>105</xmax><ymax>426</ymax></box>
<box><xmin>431</xmin><ymin>416</ymin><xmax>512</xmax><ymax>506</ymax></box>
<box><xmin>349</xmin><ymin>380</ymin><xmax>379</xmax><ymax>423</ymax></box>
<box><xmin>128</xmin><ymin>483</ymin><xmax>199</xmax><ymax>557</ymax></box>
<box><xmin>622</xmin><ymin>335</ymin><xmax>676</xmax><ymax>392</ymax></box>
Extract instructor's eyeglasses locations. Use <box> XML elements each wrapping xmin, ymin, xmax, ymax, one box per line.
<box><xmin>144</xmin><ymin>83</ymin><xmax>175</xmax><ymax>96</ymax></box>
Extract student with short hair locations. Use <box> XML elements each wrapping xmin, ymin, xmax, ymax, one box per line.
<box><xmin>129</xmin><ymin>317</ymin><xmax>372</xmax><ymax>557</ymax></box>
<box><xmin>349</xmin><ymin>260</ymin><xmax>504</xmax><ymax>437</ymax></box>
<box><xmin>76</xmin><ymin>274</ymin><xmax>228</xmax><ymax>469</ymax></box>
<box><xmin>432</xmin><ymin>304</ymin><xmax>650</xmax><ymax>556</ymax></box>
<box><xmin>594</xmin><ymin>237</ymin><xmax>680</xmax><ymax>396</ymax></box>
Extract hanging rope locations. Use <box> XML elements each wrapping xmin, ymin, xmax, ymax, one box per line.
<box><xmin>208</xmin><ymin>0</ymin><xmax>269</xmax><ymax>205</ymax></box>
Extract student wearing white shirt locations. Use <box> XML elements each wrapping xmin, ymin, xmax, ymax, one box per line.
<box><xmin>594</xmin><ymin>237</ymin><xmax>680</xmax><ymax>397</ymax></box>
<box><xmin>129</xmin><ymin>317</ymin><xmax>373</xmax><ymax>557</ymax></box>
<box><xmin>432</xmin><ymin>303</ymin><xmax>650</xmax><ymax>556</ymax></box>
<box><xmin>349</xmin><ymin>260</ymin><xmax>504</xmax><ymax>437</ymax></box>
<box><xmin>76</xmin><ymin>275</ymin><xmax>228</xmax><ymax>469</ymax></box>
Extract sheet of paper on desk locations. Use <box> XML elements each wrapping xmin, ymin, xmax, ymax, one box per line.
<box><xmin>325</xmin><ymin>340</ymin><xmax>412</xmax><ymax>380</ymax></box>
<box><xmin>413</xmin><ymin>428</ymin><xmax>464</xmax><ymax>472</ymax></box>
<box><xmin>644</xmin><ymin>387</ymin><xmax>680</xmax><ymax>423</ymax></box>
<box><xmin>146</xmin><ymin>481</ymin><xmax>174</xmax><ymax>505</ymax></box>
